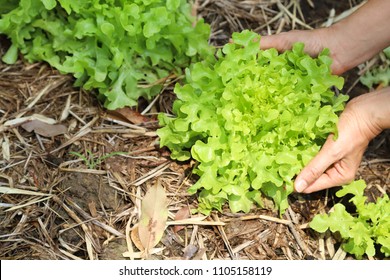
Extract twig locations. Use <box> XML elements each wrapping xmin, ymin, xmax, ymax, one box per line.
<box><xmin>58</xmin><ymin>168</ymin><xmax>107</xmax><ymax>175</ymax></box>
<box><xmin>52</xmin><ymin>195</ymin><xmax>101</xmax><ymax>254</ymax></box>
<box><xmin>360</xmin><ymin>158</ymin><xmax>390</xmax><ymax>166</ymax></box>
<box><xmin>69</xmin><ymin>110</ymin><xmax>87</xmax><ymax>125</ymax></box>
<box><xmin>167</xmin><ymin>217</ymin><xmax>225</xmax><ymax>226</ymax></box>
<box><xmin>306</xmin><ymin>0</ymin><xmax>314</xmax><ymax>8</ymax></box>
<box><xmin>101</xmin><ymin>115</ymin><xmax>146</xmax><ymax>131</ymax></box>
<box><xmin>324</xmin><ymin>8</ymin><xmax>336</xmax><ymax>27</ymax></box>
<box><xmin>60</xmin><ymin>94</ymin><xmax>72</xmax><ymax>121</ymax></box>
<box><xmin>321</xmin><ymin>1</ymin><xmax>367</xmax><ymax>27</ymax></box>
<box><xmin>48</xmin><ymin>115</ymin><xmax>99</xmax><ymax>154</ymax></box>
<box><xmin>232</xmin><ymin>228</ymin><xmax>271</xmax><ymax>255</ymax></box>
<box><xmin>255</xmin><ymin>1</ymin><xmax>294</xmax><ymax>31</ymax></box>
<box><xmin>194</xmin><ymin>234</ymin><xmax>207</xmax><ymax>260</ymax></box>
<box><xmin>0</xmin><ymin>174</ymin><xmax>14</xmax><ymax>188</ymax></box>
<box><xmin>212</xmin><ymin>213</ymin><xmax>238</xmax><ymax>260</ymax></box>
<box><xmin>20</xmin><ymin>76</ymin><xmax>69</xmax><ymax>117</ymax></box>
<box><xmin>5</xmin><ymin>196</ymin><xmax>53</xmax><ymax>212</ymax></box>
<box><xmin>59</xmin><ymin>249</ymin><xmax>83</xmax><ymax>260</ymax></box>
<box><xmin>91</xmin><ymin>128</ymin><xmax>152</xmax><ymax>135</ymax></box>
<box><xmin>285</xmin><ymin>207</ymin><xmax>312</xmax><ymax>257</ymax></box>
<box><xmin>66</xmin><ymin>198</ymin><xmax>125</xmax><ymax>237</ymax></box>
<box><xmin>318</xmin><ymin>236</ymin><xmax>326</xmax><ymax>260</ymax></box>
<box><xmin>37</xmin><ymin>217</ymin><xmax>55</xmax><ymax>248</ymax></box>
<box><xmin>128</xmin><ymin>146</ymin><xmax>158</xmax><ymax>155</ymax></box>
<box><xmin>130</xmin><ymin>162</ymin><xmax>171</xmax><ymax>186</ymax></box>
<box><xmin>326</xmin><ymin>234</ymin><xmax>335</xmax><ymax>259</ymax></box>
<box><xmin>276</xmin><ymin>0</ymin><xmax>313</xmax><ymax>30</ymax></box>
<box><xmin>107</xmin><ymin>172</ymin><xmax>143</xmax><ymax>200</ymax></box>
<box><xmin>332</xmin><ymin>246</ymin><xmax>347</xmax><ymax>260</ymax></box>
<box><xmin>224</xmin><ymin>214</ymin><xmax>292</xmax><ymax>225</ymax></box>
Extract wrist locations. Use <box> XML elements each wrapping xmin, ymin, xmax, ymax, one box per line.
<box><xmin>372</xmin><ymin>87</ymin><xmax>390</xmax><ymax>132</ymax></box>
<box><xmin>317</xmin><ymin>25</ymin><xmax>363</xmax><ymax>75</ymax></box>
<box><xmin>348</xmin><ymin>87</ymin><xmax>390</xmax><ymax>141</ymax></box>
<box><xmin>323</xmin><ymin>0</ymin><xmax>390</xmax><ymax>74</ymax></box>
<box><xmin>323</xmin><ymin>23</ymin><xmax>373</xmax><ymax>74</ymax></box>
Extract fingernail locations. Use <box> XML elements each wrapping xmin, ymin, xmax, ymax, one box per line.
<box><xmin>295</xmin><ymin>180</ymin><xmax>308</xmax><ymax>192</ymax></box>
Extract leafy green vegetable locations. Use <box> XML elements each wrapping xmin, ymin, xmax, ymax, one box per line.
<box><xmin>310</xmin><ymin>180</ymin><xmax>390</xmax><ymax>259</ymax></box>
<box><xmin>0</xmin><ymin>0</ymin><xmax>213</xmax><ymax>109</ymax></box>
<box><xmin>360</xmin><ymin>47</ymin><xmax>390</xmax><ymax>88</ymax></box>
<box><xmin>157</xmin><ymin>30</ymin><xmax>348</xmax><ymax>215</ymax></box>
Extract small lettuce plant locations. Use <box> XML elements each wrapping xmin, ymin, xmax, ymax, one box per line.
<box><xmin>311</xmin><ymin>180</ymin><xmax>390</xmax><ymax>259</ymax></box>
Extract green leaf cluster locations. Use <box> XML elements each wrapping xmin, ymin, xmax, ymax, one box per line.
<box><xmin>310</xmin><ymin>180</ymin><xmax>390</xmax><ymax>259</ymax></box>
<box><xmin>0</xmin><ymin>0</ymin><xmax>213</xmax><ymax>109</ymax></box>
<box><xmin>157</xmin><ymin>30</ymin><xmax>348</xmax><ymax>215</ymax></box>
<box><xmin>360</xmin><ymin>47</ymin><xmax>390</xmax><ymax>88</ymax></box>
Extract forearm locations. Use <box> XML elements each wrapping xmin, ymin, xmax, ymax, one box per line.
<box><xmin>330</xmin><ymin>0</ymin><xmax>390</xmax><ymax>72</ymax></box>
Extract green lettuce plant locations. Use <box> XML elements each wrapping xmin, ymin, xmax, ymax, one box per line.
<box><xmin>360</xmin><ymin>47</ymin><xmax>390</xmax><ymax>88</ymax></box>
<box><xmin>310</xmin><ymin>180</ymin><xmax>390</xmax><ymax>259</ymax></box>
<box><xmin>0</xmin><ymin>0</ymin><xmax>213</xmax><ymax>109</ymax></box>
<box><xmin>157</xmin><ymin>30</ymin><xmax>348</xmax><ymax>214</ymax></box>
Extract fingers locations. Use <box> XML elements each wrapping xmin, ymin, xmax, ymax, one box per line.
<box><xmin>260</xmin><ymin>29</ymin><xmax>329</xmax><ymax>59</ymax></box>
<box><xmin>296</xmin><ymin>150</ymin><xmax>363</xmax><ymax>193</ymax></box>
<box><xmin>260</xmin><ymin>32</ymin><xmax>293</xmax><ymax>52</ymax></box>
<box><xmin>298</xmin><ymin>161</ymin><xmax>355</xmax><ymax>193</ymax></box>
<box><xmin>294</xmin><ymin>131</ymin><xmax>365</xmax><ymax>193</ymax></box>
<box><xmin>294</xmin><ymin>135</ymin><xmax>340</xmax><ymax>192</ymax></box>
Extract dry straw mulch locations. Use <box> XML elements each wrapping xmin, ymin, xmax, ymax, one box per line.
<box><xmin>1</xmin><ymin>0</ymin><xmax>389</xmax><ymax>260</ymax></box>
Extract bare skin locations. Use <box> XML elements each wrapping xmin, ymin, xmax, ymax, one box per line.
<box><xmin>296</xmin><ymin>88</ymin><xmax>390</xmax><ymax>193</ymax></box>
<box><xmin>260</xmin><ymin>0</ymin><xmax>390</xmax><ymax>193</ymax></box>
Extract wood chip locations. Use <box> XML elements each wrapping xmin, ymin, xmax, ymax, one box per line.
<box><xmin>332</xmin><ymin>246</ymin><xmax>347</xmax><ymax>260</ymax></box>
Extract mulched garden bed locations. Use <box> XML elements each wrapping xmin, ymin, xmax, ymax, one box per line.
<box><xmin>1</xmin><ymin>0</ymin><xmax>389</xmax><ymax>260</ymax></box>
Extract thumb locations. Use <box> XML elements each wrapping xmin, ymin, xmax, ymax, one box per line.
<box><xmin>294</xmin><ymin>136</ymin><xmax>339</xmax><ymax>192</ymax></box>
<box><xmin>260</xmin><ymin>33</ymin><xmax>291</xmax><ymax>51</ymax></box>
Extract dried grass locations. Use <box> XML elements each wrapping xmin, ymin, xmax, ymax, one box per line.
<box><xmin>1</xmin><ymin>0</ymin><xmax>388</xmax><ymax>260</ymax></box>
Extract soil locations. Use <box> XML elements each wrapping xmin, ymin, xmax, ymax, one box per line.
<box><xmin>0</xmin><ymin>0</ymin><xmax>389</xmax><ymax>260</ymax></box>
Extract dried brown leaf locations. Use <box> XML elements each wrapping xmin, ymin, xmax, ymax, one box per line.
<box><xmin>173</xmin><ymin>206</ymin><xmax>191</xmax><ymax>233</ymax></box>
<box><xmin>130</xmin><ymin>225</ymin><xmax>145</xmax><ymax>251</ymax></box>
<box><xmin>108</xmin><ymin>107</ymin><xmax>149</xmax><ymax>124</ymax></box>
<box><xmin>21</xmin><ymin>120</ymin><xmax>67</xmax><ymax>137</ymax></box>
<box><xmin>138</xmin><ymin>181</ymin><xmax>168</xmax><ymax>252</ymax></box>
<box><xmin>183</xmin><ymin>244</ymin><xmax>198</xmax><ymax>260</ymax></box>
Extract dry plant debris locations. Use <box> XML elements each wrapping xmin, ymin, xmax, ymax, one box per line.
<box><xmin>1</xmin><ymin>0</ymin><xmax>388</xmax><ymax>260</ymax></box>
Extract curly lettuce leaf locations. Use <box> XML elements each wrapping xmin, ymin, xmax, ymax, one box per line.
<box><xmin>360</xmin><ymin>47</ymin><xmax>390</xmax><ymax>88</ymax></box>
<box><xmin>158</xmin><ymin>30</ymin><xmax>348</xmax><ymax>215</ymax></box>
<box><xmin>311</xmin><ymin>180</ymin><xmax>390</xmax><ymax>259</ymax></box>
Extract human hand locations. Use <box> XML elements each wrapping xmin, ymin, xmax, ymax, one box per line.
<box><xmin>294</xmin><ymin>89</ymin><xmax>390</xmax><ymax>193</ymax></box>
<box><xmin>260</xmin><ymin>29</ymin><xmax>348</xmax><ymax>75</ymax></box>
<box><xmin>260</xmin><ymin>0</ymin><xmax>390</xmax><ymax>76</ymax></box>
<box><xmin>261</xmin><ymin>29</ymin><xmax>374</xmax><ymax>192</ymax></box>
<box><xmin>259</xmin><ymin>0</ymin><xmax>390</xmax><ymax>192</ymax></box>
